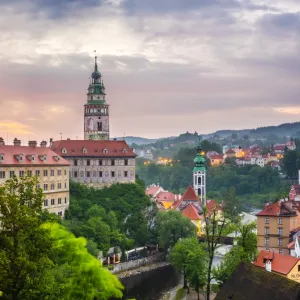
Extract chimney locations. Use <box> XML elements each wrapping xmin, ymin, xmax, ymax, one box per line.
<box><xmin>28</xmin><ymin>141</ymin><xmax>37</xmax><ymax>148</ymax></box>
<box><xmin>13</xmin><ymin>138</ymin><xmax>21</xmax><ymax>146</ymax></box>
<box><xmin>40</xmin><ymin>141</ymin><xmax>47</xmax><ymax>147</ymax></box>
<box><xmin>0</xmin><ymin>137</ymin><xmax>5</xmax><ymax>146</ymax></box>
<box><xmin>265</xmin><ymin>260</ymin><xmax>272</xmax><ymax>272</ymax></box>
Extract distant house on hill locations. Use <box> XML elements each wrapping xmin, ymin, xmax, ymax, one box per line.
<box><xmin>225</xmin><ymin>148</ymin><xmax>236</xmax><ymax>158</ymax></box>
<box><xmin>156</xmin><ymin>191</ymin><xmax>179</xmax><ymax>209</ymax></box>
<box><xmin>215</xmin><ymin>262</ymin><xmax>300</xmax><ymax>300</ymax></box>
<box><xmin>146</xmin><ymin>185</ymin><xmax>164</xmax><ymax>198</ymax></box>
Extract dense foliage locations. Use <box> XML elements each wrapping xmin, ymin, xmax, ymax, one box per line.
<box><xmin>0</xmin><ymin>176</ymin><xmax>123</xmax><ymax>300</ymax></box>
<box><xmin>64</xmin><ymin>181</ymin><xmax>156</xmax><ymax>255</ymax></box>
<box><xmin>282</xmin><ymin>148</ymin><xmax>300</xmax><ymax>179</ymax></box>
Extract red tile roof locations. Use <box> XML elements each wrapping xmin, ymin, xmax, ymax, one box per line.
<box><xmin>181</xmin><ymin>186</ymin><xmax>198</xmax><ymax>201</ymax></box>
<box><xmin>256</xmin><ymin>200</ymin><xmax>299</xmax><ymax>217</ymax></box>
<box><xmin>0</xmin><ymin>145</ymin><xmax>70</xmax><ymax>166</ymax></box>
<box><xmin>206</xmin><ymin>199</ymin><xmax>222</xmax><ymax>214</ymax></box>
<box><xmin>254</xmin><ymin>250</ymin><xmax>300</xmax><ymax>275</ymax></box>
<box><xmin>50</xmin><ymin>140</ymin><xmax>136</xmax><ymax>157</ymax></box>
<box><xmin>181</xmin><ymin>204</ymin><xmax>201</xmax><ymax>220</ymax></box>
<box><xmin>172</xmin><ymin>199</ymin><xmax>182</xmax><ymax>209</ymax></box>
<box><xmin>209</xmin><ymin>154</ymin><xmax>224</xmax><ymax>160</ymax></box>
<box><xmin>226</xmin><ymin>149</ymin><xmax>236</xmax><ymax>154</ymax></box>
<box><xmin>274</xmin><ymin>144</ymin><xmax>286</xmax><ymax>151</ymax></box>
<box><xmin>146</xmin><ymin>186</ymin><xmax>162</xmax><ymax>196</ymax></box>
<box><xmin>156</xmin><ymin>191</ymin><xmax>176</xmax><ymax>202</ymax></box>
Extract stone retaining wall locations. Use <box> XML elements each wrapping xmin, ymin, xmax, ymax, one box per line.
<box><xmin>112</xmin><ymin>253</ymin><xmax>165</xmax><ymax>274</ymax></box>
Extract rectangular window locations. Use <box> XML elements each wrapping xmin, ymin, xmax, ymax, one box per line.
<box><xmin>279</xmin><ymin>248</ymin><xmax>283</xmax><ymax>254</ymax></box>
<box><xmin>278</xmin><ymin>238</ymin><xmax>282</xmax><ymax>246</ymax></box>
<box><xmin>74</xmin><ymin>160</ymin><xmax>78</xmax><ymax>166</ymax></box>
<box><xmin>111</xmin><ymin>171</ymin><xmax>115</xmax><ymax>177</ymax></box>
<box><xmin>57</xmin><ymin>169</ymin><xmax>62</xmax><ymax>176</ymax></box>
<box><xmin>64</xmin><ymin>197</ymin><xmax>67</xmax><ymax>203</ymax></box>
<box><xmin>51</xmin><ymin>199</ymin><xmax>55</xmax><ymax>205</ymax></box>
<box><xmin>99</xmin><ymin>159</ymin><xmax>103</xmax><ymax>166</ymax></box>
<box><xmin>87</xmin><ymin>160</ymin><xmax>90</xmax><ymax>166</ymax></box>
<box><xmin>9</xmin><ymin>171</ymin><xmax>15</xmax><ymax>178</ymax></box>
<box><xmin>278</xmin><ymin>227</ymin><xmax>283</xmax><ymax>236</ymax></box>
<box><xmin>43</xmin><ymin>170</ymin><xmax>48</xmax><ymax>176</ymax></box>
<box><xmin>124</xmin><ymin>159</ymin><xmax>128</xmax><ymax>166</ymax></box>
<box><xmin>50</xmin><ymin>170</ymin><xmax>54</xmax><ymax>176</ymax></box>
<box><xmin>44</xmin><ymin>199</ymin><xmax>48</xmax><ymax>207</ymax></box>
<box><xmin>265</xmin><ymin>217</ymin><xmax>269</xmax><ymax>224</ymax></box>
<box><xmin>43</xmin><ymin>184</ymin><xmax>48</xmax><ymax>191</ymax></box>
<box><xmin>99</xmin><ymin>171</ymin><xmax>103</xmax><ymax>177</ymax></box>
<box><xmin>124</xmin><ymin>171</ymin><xmax>128</xmax><ymax>177</ymax></box>
<box><xmin>265</xmin><ymin>238</ymin><xmax>269</xmax><ymax>246</ymax></box>
<box><xmin>58</xmin><ymin>183</ymin><xmax>62</xmax><ymax>189</ymax></box>
<box><xmin>35</xmin><ymin>170</ymin><xmax>40</xmax><ymax>176</ymax></box>
<box><xmin>64</xmin><ymin>169</ymin><xmax>67</xmax><ymax>175</ymax></box>
<box><xmin>50</xmin><ymin>183</ymin><xmax>55</xmax><ymax>190</ymax></box>
<box><xmin>58</xmin><ymin>211</ymin><xmax>63</xmax><ymax>216</ymax></box>
<box><xmin>278</xmin><ymin>218</ymin><xmax>283</xmax><ymax>225</ymax></box>
<box><xmin>74</xmin><ymin>171</ymin><xmax>78</xmax><ymax>178</ymax></box>
<box><xmin>27</xmin><ymin>170</ymin><xmax>32</xmax><ymax>176</ymax></box>
<box><xmin>19</xmin><ymin>170</ymin><xmax>25</xmax><ymax>177</ymax></box>
<box><xmin>58</xmin><ymin>198</ymin><xmax>62</xmax><ymax>204</ymax></box>
<box><xmin>111</xmin><ymin>159</ymin><xmax>115</xmax><ymax>166</ymax></box>
<box><xmin>64</xmin><ymin>182</ymin><xmax>67</xmax><ymax>188</ymax></box>
<box><xmin>265</xmin><ymin>227</ymin><xmax>269</xmax><ymax>234</ymax></box>
<box><xmin>86</xmin><ymin>171</ymin><xmax>90</xmax><ymax>178</ymax></box>
<box><xmin>0</xmin><ymin>171</ymin><xmax>5</xmax><ymax>179</ymax></box>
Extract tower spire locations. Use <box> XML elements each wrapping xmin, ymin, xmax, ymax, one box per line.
<box><xmin>94</xmin><ymin>50</ymin><xmax>98</xmax><ymax>71</ymax></box>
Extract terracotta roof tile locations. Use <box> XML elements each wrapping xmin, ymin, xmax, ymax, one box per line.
<box><xmin>256</xmin><ymin>200</ymin><xmax>299</xmax><ymax>217</ymax></box>
<box><xmin>209</xmin><ymin>154</ymin><xmax>224</xmax><ymax>160</ymax></box>
<box><xmin>206</xmin><ymin>199</ymin><xmax>222</xmax><ymax>214</ymax></box>
<box><xmin>50</xmin><ymin>140</ymin><xmax>136</xmax><ymax>157</ymax></box>
<box><xmin>0</xmin><ymin>145</ymin><xmax>70</xmax><ymax>166</ymax></box>
<box><xmin>156</xmin><ymin>191</ymin><xmax>176</xmax><ymax>202</ymax></box>
<box><xmin>254</xmin><ymin>250</ymin><xmax>300</xmax><ymax>275</ymax></box>
<box><xmin>181</xmin><ymin>204</ymin><xmax>201</xmax><ymax>220</ymax></box>
<box><xmin>226</xmin><ymin>149</ymin><xmax>236</xmax><ymax>154</ymax></box>
<box><xmin>181</xmin><ymin>186</ymin><xmax>198</xmax><ymax>201</ymax></box>
<box><xmin>146</xmin><ymin>186</ymin><xmax>162</xmax><ymax>196</ymax></box>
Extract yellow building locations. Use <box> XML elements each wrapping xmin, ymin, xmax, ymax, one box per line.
<box><xmin>254</xmin><ymin>250</ymin><xmax>300</xmax><ymax>283</ymax></box>
<box><xmin>0</xmin><ymin>138</ymin><xmax>70</xmax><ymax>217</ymax></box>
<box><xmin>256</xmin><ymin>200</ymin><xmax>300</xmax><ymax>255</ymax></box>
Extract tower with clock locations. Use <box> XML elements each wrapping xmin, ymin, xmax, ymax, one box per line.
<box><xmin>84</xmin><ymin>55</ymin><xmax>110</xmax><ymax>140</ymax></box>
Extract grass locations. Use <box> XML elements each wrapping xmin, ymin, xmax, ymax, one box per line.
<box><xmin>175</xmin><ymin>287</ymin><xmax>185</xmax><ymax>300</ymax></box>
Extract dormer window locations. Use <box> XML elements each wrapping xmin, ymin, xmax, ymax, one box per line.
<box><xmin>62</xmin><ymin>148</ymin><xmax>67</xmax><ymax>154</ymax></box>
<box><xmin>53</xmin><ymin>155</ymin><xmax>60</xmax><ymax>162</ymax></box>
<box><xmin>26</xmin><ymin>154</ymin><xmax>35</xmax><ymax>161</ymax></box>
<box><xmin>0</xmin><ymin>153</ymin><xmax>4</xmax><ymax>162</ymax></box>
<box><xmin>39</xmin><ymin>154</ymin><xmax>47</xmax><ymax>161</ymax></box>
<box><xmin>14</xmin><ymin>154</ymin><xmax>24</xmax><ymax>162</ymax></box>
<box><xmin>82</xmin><ymin>148</ymin><xmax>87</xmax><ymax>154</ymax></box>
<box><xmin>103</xmin><ymin>148</ymin><xmax>108</xmax><ymax>154</ymax></box>
<box><xmin>94</xmin><ymin>148</ymin><xmax>98</xmax><ymax>152</ymax></box>
<box><xmin>122</xmin><ymin>148</ymin><xmax>127</xmax><ymax>154</ymax></box>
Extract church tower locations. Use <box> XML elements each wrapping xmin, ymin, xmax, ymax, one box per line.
<box><xmin>193</xmin><ymin>140</ymin><xmax>206</xmax><ymax>206</ymax></box>
<box><xmin>84</xmin><ymin>55</ymin><xmax>109</xmax><ymax>140</ymax></box>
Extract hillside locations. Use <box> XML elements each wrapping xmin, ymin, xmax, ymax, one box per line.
<box><xmin>114</xmin><ymin>136</ymin><xmax>158</xmax><ymax>145</ymax></box>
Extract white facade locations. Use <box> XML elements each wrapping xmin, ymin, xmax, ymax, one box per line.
<box><xmin>193</xmin><ymin>170</ymin><xmax>206</xmax><ymax>206</ymax></box>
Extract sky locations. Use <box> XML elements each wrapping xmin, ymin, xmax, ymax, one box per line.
<box><xmin>0</xmin><ymin>0</ymin><xmax>300</xmax><ymax>142</ymax></box>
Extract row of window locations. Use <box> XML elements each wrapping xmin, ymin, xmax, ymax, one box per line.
<box><xmin>73</xmin><ymin>170</ymin><xmax>131</xmax><ymax>178</ymax></box>
<box><xmin>265</xmin><ymin>217</ymin><xmax>283</xmax><ymax>225</ymax></box>
<box><xmin>265</xmin><ymin>237</ymin><xmax>283</xmax><ymax>246</ymax></box>
<box><xmin>0</xmin><ymin>169</ymin><xmax>67</xmax><ymax>179</ymax></box>
<box><xmin>265</xmin><ymin>227</ymin><xmax>283</xmax><ymax>235</ymax></box>
<box><xmin>266</xmin><ymin>247</ymin><xmax>283</xmax><ymax>254</ymax></box>
<box><xmin>74</xmin><ymin>159</ymin><xmax>129</xmax><ymax>166</ymax></box>
<box><xmin>44</xmin><ymin>197</ymin><xmax>68</xmax><ymax>207</ymax></box>
<box><xmin>43</xmin><ymin>182</ymin><xmax>67</xmax><ymax>191</ymax></box>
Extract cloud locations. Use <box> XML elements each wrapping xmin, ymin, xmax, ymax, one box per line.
<box><xmin>0</xmin><ymin>0</ymin><xmax>299</xmax><ymax>140</ymax></box>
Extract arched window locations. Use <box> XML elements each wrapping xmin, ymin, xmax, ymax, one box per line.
<box><xmin>198</xmin><ymin>177</ymin><xmax>202</xmax><ymax>185</ymax></box>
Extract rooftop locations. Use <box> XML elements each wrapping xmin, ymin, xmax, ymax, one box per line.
<box><xmin>181</xmin><ymin>204</ymin><xmax>201</xmax><ymax>220</ymax></box>
<box><xmin>256</xmin><ymin>200</ymin><xmax>300</xmax><ymax>217</ymax></box>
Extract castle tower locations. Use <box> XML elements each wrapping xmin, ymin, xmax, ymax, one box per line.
<box><xmin>84</xmin><ymin>55</ymin><xmax>109</xmax><ymax>140</ymax></box>
<box><xmin>193</xmin><ymin>140</ymin><xmax>206</xmax><ymax>206</ymax></box>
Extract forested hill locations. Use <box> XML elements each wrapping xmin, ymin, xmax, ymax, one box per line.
<box><xmin>120</xmin><ymin>121</ymin><xmax>300</xmax><ymax>147</ymax></box>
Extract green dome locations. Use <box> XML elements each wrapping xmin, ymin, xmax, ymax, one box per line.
<box><xmin>193</xmin><ymin>153</ymin><xmax>206</xmax><ymax>172</ymax></box>
<box><xmin>194</xmin><ymin>154</ymin><xmax>205</xmax><ymax>164</ymax></box>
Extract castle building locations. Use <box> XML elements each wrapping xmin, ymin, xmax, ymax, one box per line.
<box><xmin>0</xmin><ymin>138</ymin><xmax>70</xmax><ymax>217</ymax></box>
<box><xmin>193</xmin><ymin>142</ymin><xmax>206</xmax><ymax>206</ymax></box>
<box><xmin>84</xmin><ymin>56</ymin><xmax>109</xmax><ymax>140</ymax></box>
<box><xmin>50</xmin><ymin>139</ymin><xmax>136</xmax><ymax>188</ymax></box>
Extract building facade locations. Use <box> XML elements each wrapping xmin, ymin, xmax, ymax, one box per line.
<box><xmin>256</xmin><ymin>200</ymin><xmax>300</xmax><ymax>255</ymax></box>
<box><xmin>50</xmin><ymin>139</ymin><xmax>136</xmax><ymax>188</ymax></box>
<box><xmin>84</xmin><ymin>56</ymin><xmax>109</xmax><ymax>140</ymax></box>
<box><xmin>0</xmin><ymin>138</ymin><xmax>70</xmax><ymax>217</ymax></box>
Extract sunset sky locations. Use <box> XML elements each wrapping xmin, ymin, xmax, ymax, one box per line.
<box><xmin>0</xmin><ymin>0</ymin><xmax>300</xmax><ymax>143</ymax></box>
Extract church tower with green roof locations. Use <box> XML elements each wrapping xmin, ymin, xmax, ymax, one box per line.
<box><xmin>193</xmin><ymin>140</ymin><xmax>206</xmax><ymax>206</ymax></box>
<box><xmin>84</xmin><ymin>55</ymin><xmax>109</xmax><ymax>140</ymax></box>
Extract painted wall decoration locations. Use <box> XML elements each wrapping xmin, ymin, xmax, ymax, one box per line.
<box><xmin>84</xmin><ymin>116</ymin><xmax>109</xmax><ymax>132</ymax></box>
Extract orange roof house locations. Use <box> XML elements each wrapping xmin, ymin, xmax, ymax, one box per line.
<box><xmin>172</xmin><ymin>185</ymin><xmax>198</xmax><ymax>209</ymax></box>
<box><xmin>146</xmin><ymin>185</ymin><xmax>164</xmax><ymax>198</ymax></box>
<box><xmin>181</xmin><ymin>204</ymin><xmax>201</xmax><ymax>221</ymax></box>
<box><xmin>206</xmin><ymin>199</ymin><xmax>222</xmax><ymax>216</ymax></box>
<box><xmin>254</xmin><ymin>250</ymin><xmax>300</xmax><ymax>282</ymax></box>
<box><xmin>156</xmin><ymin>191</ymin><xmax>177</xmax><ymax>209</ymax></box>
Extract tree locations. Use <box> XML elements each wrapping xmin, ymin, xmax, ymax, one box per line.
<box><xmin>282</xmin><ymin>150</ymin><xmax>300</xmax><ymax>178</ymax></box>
<box><xmin>202</xmin><ymin>207</ymin><xmax>234</xmax><ymax>300</ymax></box>
<box><xmin>222</xmin><ymin>187</ymin><xmax>240</xmax><ymax>219</ymax></box>
<box><xmin>0</xmin><ymin>176</ymin><xmax>54</xmax><ymax>300</ymax></box>
<box><xmin>186</xmin><ymin>243</ymin><xmax>207</xmax><ymax>300</ymax></box>
<box><xmin>156</xmin><ymin>210</ymin><xmax>196</xmax><ymax>250</ymax></box>
<box><xmin>169</xmin><ymin>238</ymin><xmax>200</xmax><ymax>289</ymax></box>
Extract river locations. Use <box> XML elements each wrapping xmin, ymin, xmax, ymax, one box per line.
<box><xmin>119</xmin><ymin>264</ymin><xmax>180</xmax><ymax>300</ymax></box>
